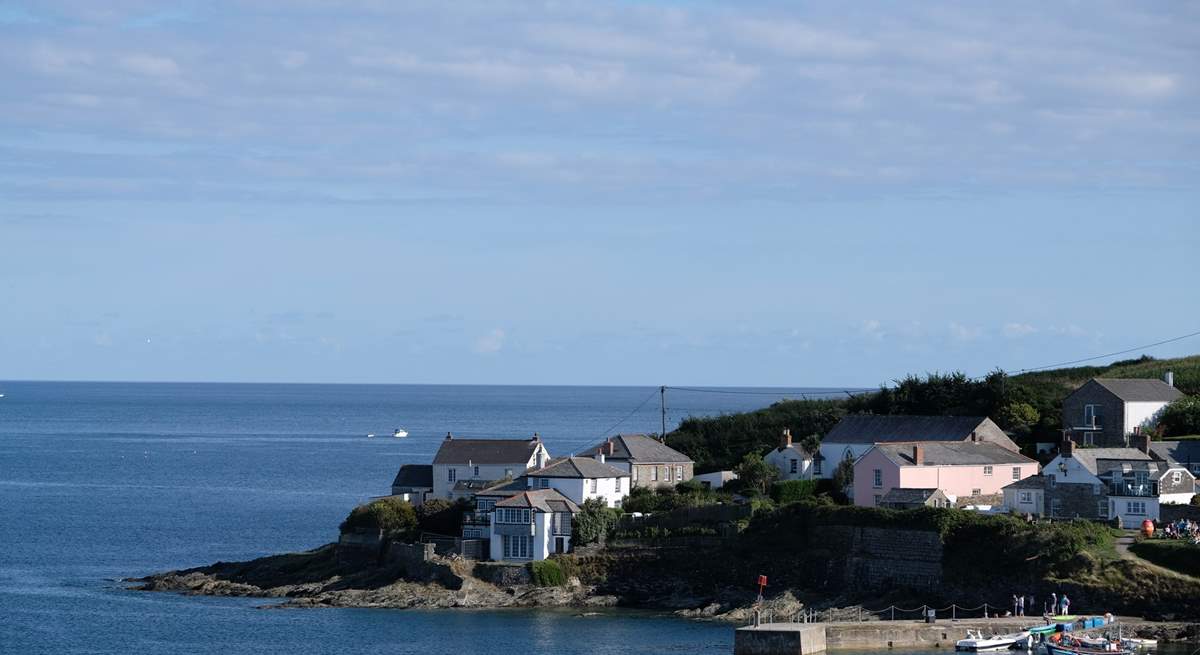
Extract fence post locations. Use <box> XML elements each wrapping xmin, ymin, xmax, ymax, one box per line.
<box><xmin>858</xmin><ymin>607</ymin><xmax>862</xmax><ymax>623</ymax></box>
<box><xmin>952</xmin><ymin>605</ymin><xmax>957</xmax><ymax>620</ymax></box>
<box><xmin>891</xmin><ymin>606</ymin><xmax>895</xmax><ymax>621</ymax></box>
<box><xmin>983</xmin><ymin>603</ymin><xmax>988</xmax><ymax>618</ymax></box>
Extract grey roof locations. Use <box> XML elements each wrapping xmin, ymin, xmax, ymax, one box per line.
<box><xmin>1090</xmin><ymin>378</ymin><xmax>1184</xmax><ymax>403</ymax></box>
<box><xmin>824</xmin><ymin>415</ymin><xmax>997</xmax><ymax>444</ymax></box>
<box><xmin>879</xmin><ymin>488</ymin><xmax>942</xmax><ymax>504</ymax></box>
<box><xmin>875</xmin><ymin>441</ymin><xmax>1036</xmax><ymax>466</ymax></box>
<box><xmin>1067</xmin><ymin>447</ymin><xmax>1151</xmax><ymax>475</ymax></box>
<box><xmin>452</xmin><ymin>479</ymin><xmax>502</xmax><ymax>493</ymax></box>
<box><xmin>433</xmin><ymin>436</ymin><xmax>543</xmax><ymax>465</ymax></box>
<box><xmin>579</xmin><ymin>434</ymin><xmax>692</xmax><ymax>464</ymax></box>
<box><xmin>1094</xmin><ymin>459</ymin><xmax>1164</xmax><ymax>476</ymax></box>
<box><xmin>391</xmin><ymin>464</ymin><xmax>433</xmax><ymax>489</ymax></box>
<box><xmin>494</xmin><ymin>489</ymin><xmax>580</xmax><ymax>513</ymax></box>
<box><xmin>528</xmin><ymin>456</ymin><xmax>630</xmax><ymax>479</ymax></box>
<box><xmin>1150</xmin><ymin>441</ymin><xmax>1200</xmax><ymax>467</ymax></box>
<box><xmin>474</xmin><ymin>478</ymin><xmax>528</xmax><ymax>498</ymax></box>
<box><xmin>1002</xmin><ymin>475</ymin><xmax>1047</xmax><ymax>491</ymax></box>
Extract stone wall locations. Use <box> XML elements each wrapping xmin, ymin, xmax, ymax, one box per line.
<box><xmin>474</xmin><ymin>562</ymin><xmax>533</xmax><ymax>587</ymax></box>
<box><xmin>384</xmin><ymin>541</ymin><xmax>435</xmax><ymax>567</ymax></box>
<box><xmin>337</xmin><ymin>529</ymin><xmax>385</xmax><ymax>566</ymax></box>
<box><xmin>811</xmin><ymin>526</ymin><xmax>942</xmax><ymax>592</ymax></box>
<box><xmin>1046</xmin><ymin>481</ymin><xmax>1105</xmax><ymax>519</ymax></box>
<box><xmin>1062</xmin><ymin>382</ymin><xmax>1126</xmax><ymax>447</ymax></box>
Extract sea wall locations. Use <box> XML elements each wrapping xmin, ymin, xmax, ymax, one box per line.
<box><xmin>824</xmin><ymin>526</ymin><xmax>943</xmax><ymax>591</ymax></box>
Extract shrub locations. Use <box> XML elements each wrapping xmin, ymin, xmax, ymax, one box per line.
<box><xmin>1159</xmin><ymin>396</ymin><xmax>1200</xmax><ymax>438</ymax></box>
<box><xmin>771</xmin><ymin>479</ymin><xmax>819</xmax><ymax>505</ymax></box>
<box><xmin>1129</xmin><ymin>540</ymin><xmax>1200</xmax><ymax>578</ymax></box>
<box><xmin>529</xmin><ymin>559</ymin><xmax>567</xmax><ymax>586</ymax></box>
<box><xmin>573</xmin><ymin>498</ymin><xmax>622</xmax><ymax>544</ymax></box>
<box><xmin>416</xmin><ymin>497</ymin><xmax>471</xmax><ymax>536</ymax></box>
<box><xmin>339</xmin><ymin>497</ymin><xmax>418</xmax><ymax>537</ymax></box>
<box><xmin>735</xmin><ymin>451</ymin><xmax>779</xmax><ymax>496</ymax></box>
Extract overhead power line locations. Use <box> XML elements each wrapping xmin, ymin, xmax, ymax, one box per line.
<box><xmin>994</xmin><ymin>328</ymin><xmax>1200</xmax><ymax>376</ymax></box>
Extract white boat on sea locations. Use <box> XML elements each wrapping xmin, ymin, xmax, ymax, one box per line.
<box><xmin>393</xmin><ymin>428</ymin><xmax>408</xmax><ymax>438</ymax></box>
<box><xmin>956</xmin><ymin>630</ymin><xmax>1033</xmax><ymax>652</ymax></box>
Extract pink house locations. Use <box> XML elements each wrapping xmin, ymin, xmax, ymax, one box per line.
<box><xmin>853</xmin><ymin>441</ymin><xmax>1039</xmax><ymax>508</ymax></box>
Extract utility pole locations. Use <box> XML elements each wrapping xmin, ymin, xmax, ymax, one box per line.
<box><xmin>660</xmin><ymin>385</ymin><xmax>667</xmax><ymax>441</ymax></box>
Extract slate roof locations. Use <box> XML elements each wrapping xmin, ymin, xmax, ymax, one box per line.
<box><xmin>875</xmin><ymin>441</ymin><xmax>1036</xmax><ymax>466</ymax></box>
<box><xmin>879</xmin><ymin>488</ymin><xmax>941</xmax><ymax>504</ymax></box>
<box><xmin>1067</xmin><ymin>447</ymin><xmax>1151</xmax><ymax>475</ymax></box>
<box><xmin>494</xmin><ymin>489</ymin><xmax>580</xmax><ymax>513</ymax></box>
<box><xmin>391</xmin><ymin>464</ymin><xmax>433</xmax><ymax>489</ymax></box>
<box><xmin>1149</xmin><ymin>441</ymin><xmax>1200</xmax><ymax>468</ymax></box>
<box><xmin>1090</xmin><ymin>378</ymin><xmax>1184</xmax><ymax>403</ymax></box>
<box><xmin>824</xmin><ymin>415</ymin><xmax>997</xmax><ymax>444</ymax></box>
<box><xmin>579</xmin><ymin>434</ymin><xmax>692</xmax><ymax>464</ymax></box>
<box><xmin>452</xmin><ymin>479</ymin><xmax>502</xmax><ymax>493</ymax></box>
<box><xmin>1002</xmin><ymin>475</ymin><xmax>1047</xmax><ymax>491</ymax></box>
<box><xmin>528</xmin><ymin>457</ymin><xmax>630</xmax><ymax>479</ymax></box>
<box><xmin>432</xmin><ymin>436</ymin><xmax>542</xmax><ymax>465</ymax></box>
<box><xmin>1094</xmin><ymin>459</ymin><xmax>1164</xmax><ymax>476</ymax></box>
<box><xmin>474</xmin><ymin>478</ymin><xmax>528</xmax><ymax>498</ymax></box>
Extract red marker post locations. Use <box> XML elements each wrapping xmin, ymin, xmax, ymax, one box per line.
<box><xmin>756</xmin><ymin>575</ymin><xmax>768</xmax><ymax>602</ymax></box>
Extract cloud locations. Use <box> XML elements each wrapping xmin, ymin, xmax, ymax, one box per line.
<box><xmin>473</xmin><ymin>328</ymin><xmax>506</xmax><ymax>354</ymax></box>
<box><xmin>859</xmin><ymin>319</ymin><xmax>885</xmax><ymax>341</ymax></box>
<box><xmin>949</xmin><ymin>322</ymin><xmax>983</xmax><ymax>342</ymax></box>
<box><xmin>1002</xmin><ymin>322</ymin><xmax>1037</xmax><ymax>338</ymax></box>
<box><xmin>734</xmin><ymin>19</ymin><xmax>878</xmax><ymax>59</ymax></box>
<box><xmin>118</xmin><ymin>54</ymin><xmax>181</xmax><ymax>78</ymax></box>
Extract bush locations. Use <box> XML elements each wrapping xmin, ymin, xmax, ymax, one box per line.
<box><xmin>735</xmin><ymin>451</ymin><xmax>779</xmax><ymax>496</ymax></box>
<box><xmin>1129</xmin><ymin>540</ymin><xmax>1200</xmax><ymax>577</ymax></box>
<box><xmin>771</xmin><ymin>479</ymin><xmax>819</xmax><ymax>505</ymax></box>
<box><xmin>416</xmin><ymin>497</ymin><xmax>471</xmax><ymax>536</ymax></box>
<box><xmin>1159</xmin><ymin>396</ymin><xmax>1200</xmax><ymax>437</ymax></box>
<box><xmin>573</xmin><ymin>498</ymin><xmax>622</xmax><ymax>544</ymax></box>
<box><xmin>529</xmin><ymin>559</ymin><xmax>567</xmax><ymax>586</ymax></box>
<box><xmin>339</xmin><ymin>497</ymin><xmax>418</xmax><ymax>537</ymax></box>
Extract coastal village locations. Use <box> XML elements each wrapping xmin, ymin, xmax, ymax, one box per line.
<box><xmin>377</xmin><ymin>371</ymin><xmax>1198</xmax><ymax>565</ymax></box>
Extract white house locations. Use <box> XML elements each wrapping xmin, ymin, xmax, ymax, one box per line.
<box><xmin>431</xmin><ymin>433</ymin><xmax>550</xmax><ymax>500</ymax></box>
<box><xmin>1061</xmin><ymin>375</ymin><xmax>1183</xmax><ymax>448</ymax></box>
<box><xmin>488</xmin><ymin>489</ymin><xmax>579</xmax><ymax>561</ymax></box>
<box><xmin>765</xmin><ymin>429</ymin><xmax>818</xmax><ymax>480</ymax></box>
<box><xmin>1001</xmin><ymin>475</ymin><xmax>1047</xmax><ymax>516</ymax></box>
<box><xmin>389</xmin><ymin>464</ymin><xmax>433</xmax><ymax>507</ymax></box>
<box><xmin>524</xmin><ymin>456</ymin><xmax>630</xmax><ymax>508</ymax></box>
<box><xmin>817</xmin><ymin>415</ymin><xmax>1020</xmax><ymax>480</ymax></box>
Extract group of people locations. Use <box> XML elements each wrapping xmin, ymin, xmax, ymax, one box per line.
<box><xmin>1158</xmin><ymin>518</ymin><xmax>1200</xmax><ymax>544</ymax></box>
<box><xmin>1010</xmin><ymin>592</ymin><xmax>1071</xmax><ymax>618</ymax></box>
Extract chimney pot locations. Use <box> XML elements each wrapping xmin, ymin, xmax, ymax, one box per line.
<box><xmin>597</xmin><ymin>453</ymin><xmax>606</xmax><ymax>464</ymax></box>
<box><xmin>531</xmin><ymin>432</ymin><xmax>540</xmax><ymax>442</ymax></box>
<box><xmin>781</xmin><ymin>429</ymin><xmax>793</xmax><ymax>450</ymax></box>
<box><xmin>445</xmin><ymin>432</ymin><xmax>453</xmax><ymax>440</ymax></box>
<box><xmin>1061</xmin><ymin>436</ymin><xmax>1075</xmax><ymax>457</ymax></box>
<box><xmin>605</xmin><ymin>439</ymin><xmax>615</xmax><ymax>456</ymax></box>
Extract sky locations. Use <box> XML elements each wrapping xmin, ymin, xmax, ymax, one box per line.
<box><xmin>1</xmin><ymin>1</ymin><xmax>1198</xmax><ymax>387</ymax></box>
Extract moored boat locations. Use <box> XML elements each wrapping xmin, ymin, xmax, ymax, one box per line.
<box><xmin>956</xmin><ymin>630</ymin><xmax>1032</xmax><ymax>651</ymax></box>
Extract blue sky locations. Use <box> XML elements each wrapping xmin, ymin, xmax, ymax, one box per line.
<box><xmin>1</xmin><ymin>1</ymin><xmax>1198</xmax><ymax>386</ymax></box>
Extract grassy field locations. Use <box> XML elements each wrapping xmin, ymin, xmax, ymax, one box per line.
<box><xmin>1129</xmin><ymin>539</ymin><xmax>1200</xmax><ymax>578</ymax></box>
<box><xmin>1014</xmin><ymin>354</ymin><xmax>1200</xmax><ymax>395</ymax></box>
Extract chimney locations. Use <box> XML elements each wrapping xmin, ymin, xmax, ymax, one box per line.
<box><xmin>912</xmin><ymin>444</ymin><xmax>924</xmax><ymax>466</ymax></box>
<box><xmin>1164</xmin><ymin>371</ymin><xmax>1175</xmax><ymax>387</ymax></box>
<box><xmin>780</xmin><ymin>428</ymin><xmax>793</xmax><ymax>450</ymax></box>
<box><xmin>605</xmin><ymin>439</ymin><xmax>615</xmax><ymax>456</ymax></box>
<box><xmin>1133</xmin><ymin>432</ymin><xmax>1151</xmax><ymax>455</ymax></box>
<box><xmin>531</xmin><ymin>432</ymin><xmax>540</xmax><ymax>442</ymax></box>
<box><xmin>1061</xmin><ymin>436</ymin><xmax>1074</xmax><ymax>457</ymax></box>
<box><xmin>970</xmin><ymin>431</ymin><xmax>978</xmax><ymax>443</ymax></box>
<box><xmin>535</xmin><ymin>447</ymin><xmax>546</xmax><ymax>469</ymax></box>
<box><xmin>445</xmin><ymin>432</ymin><xmax>453</xmax><ymax>440</ymax></box>
<box><xmin>596</xmin><ymin>452</ymin><xmax>606</xmax><ymax>464</ymax></box>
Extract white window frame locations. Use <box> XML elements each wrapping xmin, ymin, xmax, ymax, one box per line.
<box><xmin>872</xmin><ymin>469</ymin><xmax>882</xmax><ymax>488</ymax></box>
<box><xmin>448</xmin><ymin>468</ymin><xmax>456</xmax><ymax>483</ymax></box>
<box><xmin>1126</xmin><ymin>501</ymin><xmax>1145</xmax><ymax>516</ymax></box>
<box><xmin>1019</xmin><ymin>491</ymin><xmax>1032</xmax><ymax>504</ymax></box>
<box><xmin>814</xmin><ymin>458</ymin><xmax>822</xmax><ymax>475</ymax></box>
<box><xmin>971</xmin><ymin>488</ymin><xmax>981</xmax><ymax>496</ymax></box>
<box><xmin>1084</xmin><ymin>404</ymin><xmax>1102</xmax><ymax>428</ymax></box>
<box><xmin>590</xmin><ymin>478</ymin><xmax>598</xmax><ymax>493</ymax></box>
<box><xmin>676</xmin><ymin>465</ymin><xmax>683</xmax><ymax>480</ymax></box>
<box><xmin>614</xmin><ymin>477</ymin><xmax>621</xmax><ymax>493</ymax></box>
<box><xmin>539</xmin><ymin>478</ymin><xmax>549</xmax><ymax>489</ymax></box>
<box><xmin>983</xmin><ymin>465</ymin><xmax>993</xmax><ymax>476</ymax></box>
<box><xmin>473</xmin><ymin>466</ymin><xmax>480</xmax><ymax>478</ymax></box>
<box><xmin>651</xmin><ymin>467</ymin><xmax>658</xmax><ymax>482</ymax></box>
<box><xmin>1172</xmin><ymin>471</ymin><xmax>1182</xmax><ymax>484</ymax></box>
<box><xmin>1012</xmin><ymin>467</ymin><xmax>1021</xmax><ymax>481</ymax></box>
<box><xmin>790</xmin><ymin>459</ymin><xmax>798</xmax><ymax>474</ymax></box>
<box><xmin>1097</xmin><ymin>501</ymin><xmax>1107</xmax><ymax>518</ymax></box>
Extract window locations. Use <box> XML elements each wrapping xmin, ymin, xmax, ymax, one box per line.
<box><xmin>972</xmin><ymin>488</ymin><xmax>981</xmax><ymax>496</ymax></box>
<box><xmin>872</xmin><ymin>469</ymin><xmax>882</xmax><ymax>488</ymax></box>
<box><xmin>505</xmin><ymin>468</ymin><xmax>513</xmax><ymax>478</ymax></box>
<box><xmin>1082</xmin><ymin>432</ymin><xmax>1096</xmax><ymax>447</ymax></box>
<box><xmin>539</xmin><ymin>478</ymin><xmax>549</xmax><ymax>489</ymax></box>
<box><xmin>1019</xmin><ymin>492</ymin><xmax>1032</xmax><ymax>504</ymax></box>
<box><xmin>664</xmin><ymin>466</ymin><xmax>671</xmax><ymax>482</ymax></box>
<box><xmin>473</xmin><ymin>466</ymin><xmax>480</xmax><ymax>478</ymax></box>
<box><xmin>1172</xmin><ymin>471</ymin><xmax>1182</xmax><ymax>484</ymax></box>
<box><xmin>1050</xmin><ymin>499</ymin><xmax>1062</xmax><ymax>517</ymax></box>
<box><xmin>1084</xmin><ymin>404</ymin><xmax>1103</xmax><ymax>428</ymax></box>
<box><xmin>1126</xmin><ymin>501</ymin><xmax>1146</xmax><ymax>516</ymax></box>
<box><xmin>676</xmin><ymin>465</ymin><xmax>683</xmax><ymax>480</ymax></box>
<box><xmin>477</xmin><ymin>499</ymin><xmax>495</xmax><ymax>511</ymax></box>
<box><xmin>590</xmin><ymin>479</ymin><xmax>598</xmax><ymax>493</ymax></box>
<box><xmin>1048</xmin><ymin>476</ymin><xmax>1056</xmax><ymax>488</ymax></box>
<box><xmin>497</xmin><ymin>508</ymin><xmax>531</xmax><ymax>524</ymax></box>
<box><xmin>984</xmin><ymin>465</ymin><xmax>993</xmax><ymax>476</ymax></box>
<box><xmin>814</xmin><ymin>458</ymin><xmax>822</xmax><ymax>475</ymax></box>
<box><xmin>790</xmin><ymin>460</ymin><xmax>798</xmax><ymax>474</ymax></box>
<box><xmin>651</xmin><ymin>467</ymin><xmax>658</xmax><ymax>482</ymax></box>
<box><xmin>1012</xmin><ymin>467</ymin><xmax>1021</xmax><ymax>481</ymax></box>
<box><xmin>615</xmin><ymin>478</ymin><xmax>621</xmax><ymax>493</ymax></box>
<box><xmin>503</xmin><ymin>535</ymin><xmax>531</xmax><ymax>559</ymax></box>
<box><xmin>873</xmin><ymin>494</ymin><xmax>881</xmax><ymax>506</ymax></box>
<box><xmin>1097</xmin><ymin>502</ymin><xmax>1107</xmax><ymax>518</ymax></box>
<box><xmin>448</xmin><ymin>468</ymin><xmax>457</xmax><ymax>483</ymax></box>
<box><xmin>632</xmin><ymin>467</ymin><xmax>638</xmax><ymax>482</ymax></box>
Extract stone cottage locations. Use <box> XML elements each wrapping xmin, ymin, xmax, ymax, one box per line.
<box><xmin>1061</xmin><ymin>375</ymin><xmax>1182</xmax><ymax>448</ymax></box>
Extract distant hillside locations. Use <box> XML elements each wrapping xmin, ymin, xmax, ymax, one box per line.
<box><xmin>666</xmin><ymin>353</ymin><xmax>1198</xmax><ymax>472</ymax></box>
<box><xmin>1012</xmin><ymin>354</ymin><xmax>1200</xmax><ymax>395</ymax></box>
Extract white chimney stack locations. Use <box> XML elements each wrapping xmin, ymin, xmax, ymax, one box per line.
<box><xmin>1165</xmin><ymin>371</ymin><xmax>1175</xmax><ymax>387</ymax></box>
<box><xmin>596</xmin><ymin>452</ymin><xmax>606</xmax><ymax>464</ymax></box>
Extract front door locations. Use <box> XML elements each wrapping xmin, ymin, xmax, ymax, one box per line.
<box><xmin>554</xmin><ymin>537</ymin><xmax>566</xmax><ymax>553</ymax></box>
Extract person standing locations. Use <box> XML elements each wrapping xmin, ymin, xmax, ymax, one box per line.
<box><xmin>1060</xmin><ymin>594</ymin><xmax>1070</xmax><ymax>615</ymax></box>
<box><xmin>1049</xmin><ymin>592</ymin><xmax>1058</xmax><ymax>616</ymax></box>
<box><xmin>1013</xmin><ymin>594</ymin><xmax>1020</xmax><ymax>617</ymax></box>
<box><xmin>1018</xmin><ymin>595</ymin><xmax>1025</xmax><ymax>617</ymax></box>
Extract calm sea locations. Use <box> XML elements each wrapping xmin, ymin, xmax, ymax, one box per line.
<box><xmin>0</xmin><ymin>380</ymin><xmax>842</xmax><ymax>654</ymax></box>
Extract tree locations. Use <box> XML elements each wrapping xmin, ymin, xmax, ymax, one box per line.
<box><xmin>798</xmin><ymin>433</ymin><xmax>822</xmax><ymax>457</ymax></box>
<box><xmin>997</xmin><ymin>402</ymin><xmax>1040</xmax><ymax>436</ymax></box>
<box><xmin>735</xmin><ymin>451</ymin><xmax>779</xmax><ymax>496</ymax></box>
<box><xmin>339</xmin><ymin>497</ymin><xmax>418</xmax><ymax>538</ymax></box>
<box><xmin>832</xmin><ymin>458</ymin><xmax>854</xmax><ymax>493</ymax></box>
<box><xmin>573</xmin><ymin>498</ymin><xmax>621</xmax><ymax>544</ymax></box>
<box><xmin>1159</xmin><ymin>396</ymin><xmax>1200</xmax><ymax>437</ymax></box>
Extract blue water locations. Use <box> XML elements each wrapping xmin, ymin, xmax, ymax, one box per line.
<box><xmin>0</xmin><ymin>381</ymin><xmax>839</xmax><ymax>654</ymax></box>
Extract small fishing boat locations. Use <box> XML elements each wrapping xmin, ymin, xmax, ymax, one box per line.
<box><xmin>393</xmin><ymin>428</ymin><xmax>408</xmax><ymax>438</ymax></box>
<box><xmin>1120</xmin><ymin>638</ymin><xmax>1155</xmax><ymax>650</ymax></box>
<box><xmin>956</xmin><ymin>630</ymin><xmax>1032</xmax><ymax>651</ymax></box>
<box><xmin>366</xmin><ymin>433</ymin><xmax>376</xmax><ymax>438</ymax></box>
<box><xmin>1045</xmin><ymin>634</ymin><xmax>1131</xmax><ymax>655</ymax></box>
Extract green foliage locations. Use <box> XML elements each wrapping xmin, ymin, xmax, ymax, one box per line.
<box><xmin>831</xmin><ymin>458</ymin><xmax>854</xmax><ymax>496</ymax></box>
<box><xmin>735</xmin><ymin>451</ymin><xmax>779</xmax><ymax>496</ymax></box>
<box><xmin>1129</xmin><ymin>540</ymin><xmax>1200</xmax><ymax>577</ymax></box>
<box><xmin>997</xmin><ymin>402</ymin><xmax>1040</xmax><ymax>436</ymax></box>
<box><xmin>770</xmin><ymin>479</ymin><xmax>819</xmax><ymax>505</ymax></box>
<box><xmin>666</xmin><ymin>399</ymin><xmax>845</xmax><ymax>472</ymax></box>
<box><xmin>1159</xmin><ymin>396</ymin><xmax>1200</xmax><ymax>438</ymax></box>
<box><xmin>415</xmin><ymin>497</ymin><xmax>471</xmax><ymax>536</ymax></box>
<box><xmin>622</xmin><ymin>483</ymin><xmax>729</xmax><ymax>513</ymax></box>
<box><xmin>528</xmin><ymin>559</ymin><xmax>567</xmax><ymax>586</ymax></box>
<box><xmin>573</xmin><ymin>498</ymin><xmax>622</xmax><ymax>544</ymax></box>
<box><xmin>339</xmin><ymin>497</ymin><xmax>418</xmax><ymax>537</ymax></box>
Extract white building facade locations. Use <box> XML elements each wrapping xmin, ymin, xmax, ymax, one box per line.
<box><xmin>431</xmin><ymin>434</ymin><xmax>550</xmax><ymax>500</ymax></box>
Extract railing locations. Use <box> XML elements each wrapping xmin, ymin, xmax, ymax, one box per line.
<box><xmin>462</xmin><ymin>511</ymin><xmax>491</xmax><ymax>526</ymax></box>
<box><xmin>746</xmin><ymin>602</ymin><xmax>1036</xmax><ymax>626</ymax></box>
<box><xmin>1107</xmin><ymin>482</ymin><xmax>1158</xmax><ymax>498</ymax></box>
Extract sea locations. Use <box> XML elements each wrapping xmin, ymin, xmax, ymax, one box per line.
<box><xmin>1</xmin><ymin>380</ymin><xmax>837</xmax><ymax>655</ymax></box>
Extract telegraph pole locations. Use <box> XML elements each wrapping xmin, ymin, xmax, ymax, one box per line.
<box><xmin>660</xmin><ymin>385</ymin><xmax>667</xmax><ymax>441</ymax></box>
